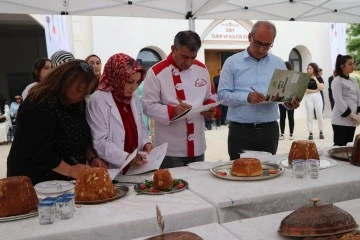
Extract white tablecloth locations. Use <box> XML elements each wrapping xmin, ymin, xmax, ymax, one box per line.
<box><xmin>120</xmin><ymin>153</ymin><xmax>360</xmax><ymax>223</ymax></box>
<box><xmin>0</xmin><ymin>188</ymin><xmax>217</xmax><ymax>240</ymax></box>
<box><xmin>222</xmin><ymin>198</ymin><xmax>360</xmax><ymax>240</ymax></box>
<box><xmin>132</xmin><ymin>223</ymin><xmax>239</xmax><ymax>240</ymax></box>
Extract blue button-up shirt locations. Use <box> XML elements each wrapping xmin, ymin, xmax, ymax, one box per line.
<box><xmin>218</xmin><ymin>49</ymin><xmax>286</xmax><ymax>123</ymax></box>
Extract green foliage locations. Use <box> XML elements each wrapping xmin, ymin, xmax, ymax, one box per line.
<box><xmin>347</xmin><ymin>24</ymin><xmax>360</xmax><ymax>69</ymax></box>
<box><xmin>351</xmin><ymin>71</ymin><xmax>360</xmax><ymax>86</ymax></box>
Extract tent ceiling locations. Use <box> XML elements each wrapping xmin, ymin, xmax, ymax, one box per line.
<box><xmin>0</xmin><ymin>0</ymin><xmax>359</xmax><ymax>23</ymax></box>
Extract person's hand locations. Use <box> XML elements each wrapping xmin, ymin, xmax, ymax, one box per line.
<box><xmin>201</xmin><ymin>107</ymin><xmax>216</xmax><ymax>120</ymax></box>
<box><xmin>173</xmin><ymin>101</ymin><xmax>192</xmax><ymax>118</ymax></box>
<box><xmin>247</xmin><ymin>92</ymin><xmax>266</xmax><ymax>104</ymax></box>
<box><xmin>90</xmin><ymin>157</ymin><xmax>109</xmax><ymax>168</ymax></box>
<box><xmin>348</xmin><ymin>113</ymin><xmax>360</xmax><ymax>126</ymax></box>
<box><xmin>69</xmin><ymin>164</ymin><xmax>90</xmax><ymax>179</ymax></box>
<box><xmin>131</xmin><ymin>153</ymin><xmax>148</xmax><ymax>167</ymax></box>
<box><xmin>14</xmin><ymin>111</ymin><xmax>18</xmax><ymax>117</ymax></box>
<box><xmin>284</xmin><ymin>98</ymin><xmax>300</xmax><ymax>110</ymax></box>
<box><xmin>143</xmin><ymin>143</ymin><xmax>154</xmax><ymax>153</ymax></box>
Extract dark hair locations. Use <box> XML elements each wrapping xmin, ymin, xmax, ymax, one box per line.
<box><xmin>335</xmin><ymin>54</ymin><xmax>353</xmax><ymax>78</ymax></box>
<box><xmin>174</xmin><ymin>30</ymin><xmax>201</xmax><ymax>52</ymax></box>
<box><xmin>285</xmin><ymin>61</ymin><xmax>293</xmax><ymax>70</ymax></box>
<box><xmin>0</xmin><ymin>95</ymin><xmax>5</xmax><ymax>114</ymax></box>
<box><xmin>251</xmin><ymin>21</ymin><xmax>277</xmax><ymax>39</ymax></box>
<box><xmin>28</xmin><ymin>60</ymin><xmax>97</xmax><ymax>107</ymax></box>
<box><xmin>308</xmin><ymin>62</ymin><xmax>320</xmax><ymax>76</ymax></box>
<box><xmin>32</xmin><ymin>58</ymin><xmax>52</xmax><ymax>82</ymax></box>
<box><xmin>85</xmin><ymin>54</ymin><xmax>101</xmax><ymax>63</ymax></box>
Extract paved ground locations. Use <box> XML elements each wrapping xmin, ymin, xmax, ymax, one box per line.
<box><xmin>1</xmin><ymin>118</ymin><xmax>359</xmax><ymax>179</ymax></box>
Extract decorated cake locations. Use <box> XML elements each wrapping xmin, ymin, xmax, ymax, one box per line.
<box><xmin>231</xmin><ymin>158</ymin><xmax>263</xmax><ymax>177</ymax></box>
<box><xmin>152</xmin><ymin>169</ymin><xmax>173</xmax><ymax>190</ymax></box>
<box><xmin>75</xmin><ymin>167</ymin><xmax>116</xmax><ymax>202</ymax></box>
<box><xmin>0</xmin><ymin>176</ymin><xmax>39</xmax><ymax>217</ymax></box>
<box><xmin>288</xmin><ymin>140</ymin><xmax>320</xmax><ymax>164</ymax></box>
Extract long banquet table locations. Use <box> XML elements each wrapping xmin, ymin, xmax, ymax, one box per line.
<box><xmin>3</xmin><ymin>150</ymin><xmax>360</xmax><ymax>239</ymax></box>
<box><xmin>0</xmin><ymin>188</ymin><xmax>217</xmax><ymax>240</ymax></box>
<box><xmin>119</xmin><ymin>153</ymin><xmax>360</xmax><ymax>223</ymax></box>
<box><xmin>222</xmin><ymin>198</ymin><xmax>360</xmax><ymax>240</ymax></box>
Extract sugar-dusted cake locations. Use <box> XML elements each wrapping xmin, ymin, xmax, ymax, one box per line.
<box><xmin>231</xmin><ymin>158</ymin><xmax>263</xmax><ymax>177</ymax></box>
<box><xmin>0</xmin><ymin>176</ymin><xmax>39</xmax><ymax>217</ymax></box>
<box><xmin>75</xmin><ymin>167</ymin><xmax>116</xmax><ymax>202</ymax></box>
<box><xmin>288</xmin><ymin>140</ymin><xmax>320</xmax><ymax>164</ymax></box>
<box><xmin>152</xmin><ymin>169</ymin><xmax>173</xmax><ymax>190</ymax></box>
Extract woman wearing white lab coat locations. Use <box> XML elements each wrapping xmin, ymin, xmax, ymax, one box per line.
<box><xmin>86</xmin><ymin>53</ymin><xmax>152</xmax><ymax>169</ymax></box>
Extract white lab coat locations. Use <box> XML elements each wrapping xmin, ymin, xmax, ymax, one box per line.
<box><xmin>86</xmin><ymin>90</ymin><xmax>151</xmax><ymax>168</ymax></box>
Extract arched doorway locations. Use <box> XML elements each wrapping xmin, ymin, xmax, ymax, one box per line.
<box><xmin>136</xmin><ymin>48</ymin><xmax>162</xmax><ymax>72</ymax></box>
<box><xmin>0</xmin><ymin>14</ymin><xmax>46</xmax><ymax>101</ymax></box>
<box><xmin>289</xmin><ymin>48</ymin><xmax>302</xmax><ymax>72</ymax></box>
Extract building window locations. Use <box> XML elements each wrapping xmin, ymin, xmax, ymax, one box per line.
<box><xmin>289</xmin><ymin>48</ymin><xmax>302</xmax><ymax>72</ymax></box>
<box><xmin>137</xmin><ymin>48</ymin><xmax>161</xmax><ymax>72</ymax></box>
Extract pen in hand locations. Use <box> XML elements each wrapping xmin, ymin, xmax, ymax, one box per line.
<box><xmin>249</xmin><ymin>87</ymin><xmax>266</xmax><ymax>104</ymax></box>
<box><xmin>250</xmin><ymin>87</ymin><xmax>257</xmax><ymax>93</ymax></box>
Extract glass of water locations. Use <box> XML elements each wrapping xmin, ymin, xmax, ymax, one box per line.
<box><xmin>292</xmin><ymin>160</ymin><xmax>306</xmax><ymax>179</ymax></box>
<box><xmin>308</xmin><ymin>159</ymin><xmax>320</xmax><ymax>179</ymax></box>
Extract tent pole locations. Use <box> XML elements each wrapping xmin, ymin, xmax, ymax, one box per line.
<box><xmin>188</xmin><ymin>18</ymin><xmax>195</xmax><ymax>31</ymax></box>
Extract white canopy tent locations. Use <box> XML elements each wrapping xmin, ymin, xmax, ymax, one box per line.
<box><xmin>0</xmin><ymin>0</ymin><xmax>359</xmax><ymax>26</ymax></box>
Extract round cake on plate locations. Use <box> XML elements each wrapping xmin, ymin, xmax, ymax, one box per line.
<box><xmin>75</xmin><ymin>167</ymin><xmax>116</xmax><ymax>202</ymax></box>
<box><xmin>152</xmin><ymin>169</ymin><xmax>173</xmax><ymax>190</ymax></box>
<box><xmin>0</xmin><ymin>176</ymin><xmax>39</xmax><ymax>217</ymax></box>
<box><xmin>288</xmin><ymin>140</ymin><xmax>320</xmax><ymax>164</ymax></box>
<box><xmin>231</xmin><ymin>158</ymin><xmax>263</xmax><ymax>177</ymax></box>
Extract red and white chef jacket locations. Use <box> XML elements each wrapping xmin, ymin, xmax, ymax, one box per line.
<box><xmin>142</xmin><ymin>54</ymin><xmax>217</xmax><ymax>158</ymax></box>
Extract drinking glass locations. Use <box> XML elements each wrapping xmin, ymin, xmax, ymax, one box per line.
<box><xmin>292</xmin><ymin>160</ymin><xmax>306</xmax><ymax>178</ymax></box>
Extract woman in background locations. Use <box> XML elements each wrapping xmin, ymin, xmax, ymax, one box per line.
<box><xmin>279</xmin><ymin>61</ymin><xmax>295</xmax><ymax>140</ymax></box>
<box><xmin>85</xmin><ymin>54</ymin><xmax>102</xmax><ymax>92</ymax></box>
<box><xmin>304</xmin><ymin>62</ymin><xmax>325</xmax><ymax>140</ymax></box>
<box><xmin>7</xmin><ymin>60</ymin><xmax>99</xmax><ymax>184</ymax></box>
<box><xmin>85</xmin><ymin>54</ymin><xmax>102</xmax><ymax>79</ymax></box>
<box><xmin>331</xmin><ymin>54</ymin><xmax>360</xmax><ymax>146</ymax></box>
<box><xmin>87</xmin><ymin>53</ymin><xmax>153</xmax><ymax>170</ymax></box>
<box><xmin>22</xmin><ymin>58</ymin><xmax>52</xmax><ymax>99</ymax></box>
<box><xmin>0</xmin><ymin>95</ymin><xmax>11</xmax><ymax>144</ymax></box>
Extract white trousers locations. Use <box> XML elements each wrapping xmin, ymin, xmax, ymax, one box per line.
<box><xmin>304</xmin><ymin>92</ymin><xmax>324</xmax><ymax>133</ymax></box>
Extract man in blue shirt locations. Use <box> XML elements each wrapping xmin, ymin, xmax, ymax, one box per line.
<box><xmin>218</xmin><ymin>21</ymin><xmax>299</xmax><ymax>160</ymax></box>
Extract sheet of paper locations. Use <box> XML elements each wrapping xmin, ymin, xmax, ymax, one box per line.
<box><xmin>107</xmin><ymin>148</ymin><xmax>137</xmax><ymax>180</ymax></box>
<box><xmin>125</xmin><ymin>143</ymin><xmax>168</xmax><ymax>175</ymax></box>
<box><xmin>171</xmin><ymin>101</ymin><xmax>223</xmax><ymax>122</ymax></box>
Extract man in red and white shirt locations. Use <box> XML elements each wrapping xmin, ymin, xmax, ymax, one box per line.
<box><xmin>142</xmin><ymin>30</ymin><xmax>218</xmax><ymax>168</ymax></box>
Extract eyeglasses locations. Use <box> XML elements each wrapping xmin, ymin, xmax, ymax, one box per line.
<box><xmin>79</xmin><ymin>62</ymin><xmax>94</xmax><ymax>73</ymax></box>
<box><xmin>251</xmin><ymin>34</ymin><xmax>273</xmax><ymax>49</ymax></box>
<box><xmin>15</xmin><ymin>97</ymin><xmax>22</xmax><ymax>100</ymax></box>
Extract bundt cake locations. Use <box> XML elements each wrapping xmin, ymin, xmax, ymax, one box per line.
<box><xmin>288</xmin><ymin>140</ymin><xmax>320</xmax><ymax>164</ymax></box>
<box><xmin>0</xmin><ymin>176</ymin><xmax>39</xmax><ymax>217</ymax></box>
